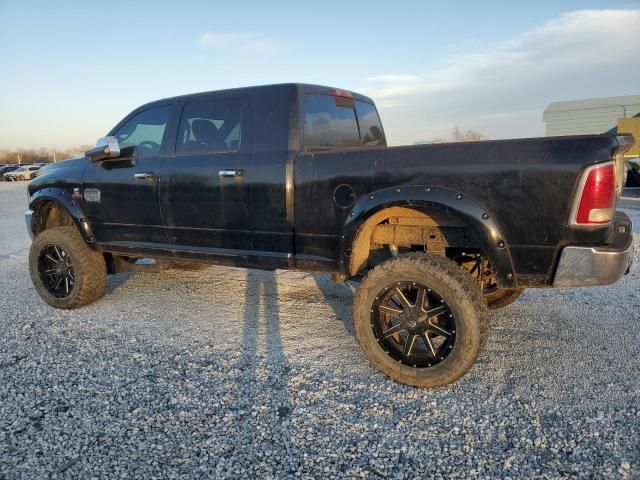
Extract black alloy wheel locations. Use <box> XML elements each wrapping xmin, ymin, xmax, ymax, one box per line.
<box><xmin>354</xmin><ymin>253</ymin><xmax>488</xmax><ymax>387</ymax></box>
<box><xmin>372</xmin><ymin>282</ymin><xmax>456</xmax><ymax>368</ymax></box>
<box><xmin>37</xmin><ymin>244</ymin><xmax>75</xmax><ymax>298</ymax></box>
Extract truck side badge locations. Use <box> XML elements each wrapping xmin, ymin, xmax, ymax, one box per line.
<box><xmin>83</xmin><ymin>188</ymin><xmax>101</xmax><ymax>203</ymax></box>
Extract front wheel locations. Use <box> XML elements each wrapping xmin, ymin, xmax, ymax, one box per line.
<box><xmin>353</xmin><ymin>253</ymin><xmax>489</xmax><ymax>388</ymax></box>
<box><xmin>29</xmin><ymin>226</ymin><xmax>107</xmax><ymax>309</ymax></box>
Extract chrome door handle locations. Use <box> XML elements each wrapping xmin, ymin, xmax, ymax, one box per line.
<box><xmin>218</xmin><ymin>169</ymin><xmax>244</xmax><ymax>178</ymax></box>
<box><xmin>133</xmin><ymin>172</ymin><xmax>155</xmax><ymax>179</ymax></box>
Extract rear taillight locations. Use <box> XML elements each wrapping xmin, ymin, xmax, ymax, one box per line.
<box><xmin>570</xmin><ymin>161</ymin><xmax>616</xmax><ymax>226</ymax></box>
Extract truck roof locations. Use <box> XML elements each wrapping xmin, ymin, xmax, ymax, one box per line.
<box><xmin>141</xmin><ymin>83</ymin><xmax>375</xmax><ymax>108</ymax></box>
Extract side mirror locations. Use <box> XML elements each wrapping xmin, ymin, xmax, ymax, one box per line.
<box><xmin>85</xmin><ymin>136</ymin><xmax>121</xmax><ymax>162</ymax></box>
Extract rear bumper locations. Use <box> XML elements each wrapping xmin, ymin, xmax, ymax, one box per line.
<box><xmin>552</xmin><ymin>212</ymin><xmax>634</xmax><ymax>287</ymax></box>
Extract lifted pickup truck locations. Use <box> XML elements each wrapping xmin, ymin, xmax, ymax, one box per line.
<box><xmin>26</xmin><ymin>84</ymin><xmax>634</xmax><ymax>387</ymax></box>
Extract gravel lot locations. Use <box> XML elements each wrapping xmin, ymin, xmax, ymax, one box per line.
<box><xmin>1</xmin><ymin>181</ymin><xmax>639</xmax><ymax>479</ymax></box>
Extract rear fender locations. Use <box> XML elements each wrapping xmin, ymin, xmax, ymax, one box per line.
<box><xmin>341</xmin><ymin>185</ymin><xmax>517</xmax><ymax>288</ymax></box>
<box><xmin>29</xmin><ymin>187</ymin><xmax>97</xmax><ymax>247</ymax></box>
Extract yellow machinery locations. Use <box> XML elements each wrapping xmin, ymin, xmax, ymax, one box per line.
<box><xmin>617</xmin><ymin>118</ymin><xmax>640</xmax><ymax>158</ymax></box>
<box><xmin>618</xmin><ymin>118</ymin><xmax>640</xmax><ymax>187</ymax></box>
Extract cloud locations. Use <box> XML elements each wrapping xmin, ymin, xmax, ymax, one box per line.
<box><xmin>198</xmin><ymin>32</ymin><xmax>283</xmax><ymax>56</ymax></box>
<box><xmin>361</xmin><ymin>9</ymin><xmax>640</xmax><ymax>144</ymax></box>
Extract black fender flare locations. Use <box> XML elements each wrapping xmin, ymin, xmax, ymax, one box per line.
<box><xmin>341</xmin><ymin>185</ymin><xmax>517</xmax><ymax>288</ymax></box>
<box><xmin>29</xmin><ymin>187</ymin><xmax>97</xmax><ymax>247</ymax></box>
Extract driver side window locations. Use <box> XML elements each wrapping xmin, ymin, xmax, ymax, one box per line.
<box><xmin>113</xmin><ymin>105</ymin><xmax>172</xmax><ymax>157</ymax></box>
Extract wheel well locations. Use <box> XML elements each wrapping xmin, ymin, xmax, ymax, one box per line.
<box><xmin>348</xmin><ymin>206</ymin><xmax>494</xmax><ymax>287</ymax></box>
<box><xmin>32</xmin><ymin>201</ymin><xmax>75</xmax><ymax>237</ymax></box>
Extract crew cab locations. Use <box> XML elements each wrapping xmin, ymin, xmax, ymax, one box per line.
<box><xmin>25</xmin><ymin>84</ymin><xmax>635</xmax><ymax>387</ymax></box>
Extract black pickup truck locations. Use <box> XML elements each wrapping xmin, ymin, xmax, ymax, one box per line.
<box><xmin>26</xmin><ymin>84</ymin><xmax>634</xmax><ymax>387</ymax></box>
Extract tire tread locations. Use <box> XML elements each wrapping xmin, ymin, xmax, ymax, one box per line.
<box><xmin>29</xmin><ymin>226</ymin><xmax>106</xmax><ymax>309</ymax></box>
<box><xmin>353</xmin><ymin>252</ymin><xmax>489</xmax><ymax>387</ymax></box>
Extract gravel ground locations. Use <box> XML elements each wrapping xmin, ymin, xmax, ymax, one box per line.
<box><xmin>1</xmin><ymin>181</ymin><xmax>639</xmax><ymax>479</ymax></box>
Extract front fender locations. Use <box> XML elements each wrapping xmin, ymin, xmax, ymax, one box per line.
<box><xmin>341</xmin><ymin>185</ymin><xmax>517</xmax><ymax>288</ymax></box>
<box><xmin>28</xmin><ymin>187</ymin><xmax>97</xmax><ymax>247</ymax></box>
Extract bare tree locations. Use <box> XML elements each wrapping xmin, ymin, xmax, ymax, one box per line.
<box><xmin>451</xmin><ymin>126</ymin><xmax>463</xmax><ymax>142</ymax></box>
<box><xmin>451</xmin><ymin>126</ymin><xmax>487</xmax><ymax>142</ymax></box>
<box><xmin>414</xmin><ymin>127</ymin><xmax>488</xmax><ymax>145</ymax></box>
<box><xmin>462</xmin><ymin>129</ymin><xmax>486</xmax><ymax>141</ymax></box>
<box><xmin>0</xmin><ymin>145</ymin><xmax>91</xmax><ymax>165</ymax></box>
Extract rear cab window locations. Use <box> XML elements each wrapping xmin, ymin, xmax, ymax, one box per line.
<box><xmin>354</xmin><ymin>100</ymin><xmax>385</xmax><ymax>146</ymax></box>
<box><xmin>302</xmin><ymin>93</ymin><xmax>385</xmax><ymax>151</ymax></box>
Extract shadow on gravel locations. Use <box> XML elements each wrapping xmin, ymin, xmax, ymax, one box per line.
<box><xmin>105</xmin><ymin>272</ymin><xmax>134</xmax><ymax>294</ymax></box>
<box><xmin>233</xmin><ymin>270</ymin><xmax>294</xmax><ymax>463</ymax></box>
<box><xmin>314</xmin><ymin>274</ymin><xmax>355</xmax><ymax>336</ymax></box>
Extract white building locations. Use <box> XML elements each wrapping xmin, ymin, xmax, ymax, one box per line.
<box><xmin>543</xmin><ymin>95</ymin><xmax>640</xmax><ymax>137</ymax></box>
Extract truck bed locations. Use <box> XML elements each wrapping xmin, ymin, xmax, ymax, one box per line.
<box><xmin>294</xmin><ymin>134</ymin><xmax>620</xmax><ymax>284</ymax></box>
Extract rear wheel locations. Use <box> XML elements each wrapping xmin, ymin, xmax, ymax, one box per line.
<box><xmin>353</xmin><ymin>253</ymin><xmax>488</xmax><ymax>388</ymax></box>
<box><xmin>29</xmin><ymin>226</ymin><xmax>107</xmax><ymax>309</ymax></box>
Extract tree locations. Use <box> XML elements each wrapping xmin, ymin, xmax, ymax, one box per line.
<box><xmin>451</xmin><ymin>126</ymin><xmax>487</xmax><ymax>142</ymax></box>
<box><xmin>0</xmin><ymin>145</ymin><xmax>91</xmax><ymax>165</ymax></box>
<box><xmin>414</xmin><ymin>127</ymin><xmax>489</xmax><ymax>145</ymax></box>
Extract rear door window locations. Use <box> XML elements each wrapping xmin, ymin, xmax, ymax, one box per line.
<box><xmin>355</xmin><ymin>100</ymin><xmax>386</xmax><ymax>146</ymax></box>
<box><xmin>303</xmin><ymin>94</ymin><xmax>360</xmax><ymax>150</ymax></box>
<box><xmin>176</xmin><ymin>97</ymin><xmax>242</xmax><ymax>154</ymax></box>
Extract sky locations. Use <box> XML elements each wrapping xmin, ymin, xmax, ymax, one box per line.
<box><xmin>0</xmin><ymin>0</ymin><xmax>639</xmax><ymax>148</ymax></box>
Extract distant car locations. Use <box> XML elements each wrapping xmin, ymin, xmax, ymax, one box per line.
<box><xmin>0</xmin><ymin>165</ymin><xmax>20</xmax><ymax>179</ymax></box>
<box><xmin>31</xmin><ymin>164</ymin><xmax>50</xmax><ymax>179</ymax></box>
<box><xmin>3</xmin><ymin>165</ymin><xmax>41</xmax><ymax>181</ymax></box>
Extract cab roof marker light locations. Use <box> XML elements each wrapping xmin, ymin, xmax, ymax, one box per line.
<box><xmin>330</xmin><ymin>88</ymin><xmax>353</xmax><ymax>98</ymax></box>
